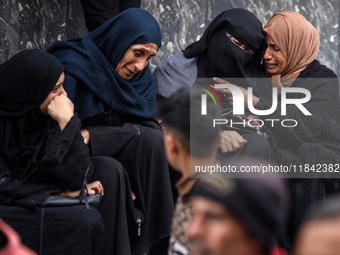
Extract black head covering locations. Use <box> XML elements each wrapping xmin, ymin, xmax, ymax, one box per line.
<box><xmin>0</xmin><ymin>49</ymin><xmax>65</xmax><ymax>174</ymax></box>
<box><xmin>47</xmin><ymin>8</ymin><xmax>162</xmax><ymax>123</ymax></box>
<box><xmin>183</xmin><ymin>8</ymin><xmax>266</xmax><ymax>80</ymax></box>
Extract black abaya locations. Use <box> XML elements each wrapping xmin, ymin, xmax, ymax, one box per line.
<box><xmin>89</xmin><ymin>121</ymin><xmax>174</xmax><ymax>254</ymax></box>
<box><xmin>0</xmin><ymin>50</ymin><xmax>136</xmax><ymax>254</ymax></box>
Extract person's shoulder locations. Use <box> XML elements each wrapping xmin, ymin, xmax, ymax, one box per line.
<box><xmin>156</xmin><ymin>52</ymin><xmax>197</xmax><ymax>70</ymax></box>
<box><xmin>299</xmin><ymin>60</ymin><xmax>337</xmax><ymax>79</ymax></box>
<box><xmin>153</xmin><ymin>52</ymin><xmax>198</xmax><ymax>98</ymax></box>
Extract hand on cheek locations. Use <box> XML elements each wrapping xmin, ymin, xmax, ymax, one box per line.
<box><xmin>47</xmin><ymin>94</ymin><xmax>74</xmax><ymax>130</ymax></box>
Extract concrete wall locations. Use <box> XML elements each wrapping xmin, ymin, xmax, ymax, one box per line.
<box><xmin>0</xmin><ymin>0</ymin><xmax>339</xmax><ymax>76</ymax></box>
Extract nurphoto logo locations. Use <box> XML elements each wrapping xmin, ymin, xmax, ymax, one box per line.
<box><xmin>199</xmin><ymin>83</ymin><xmax>312</xmax><ymax>128</ymax></box>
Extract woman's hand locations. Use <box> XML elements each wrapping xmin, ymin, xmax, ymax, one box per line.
<box><xmin>81</xmin><ymin>129</ymin><xmax>90</xmax><ymax>144</ymax></box>
<box><xmin>60</xmin><ymin>180</ymin><xmax>104</xmax><ymax>198</ymax></box>
<box><xmin>213</xmin><ymin>77</ymin><xmax>260</xmax><ymax>109</ymax></box>
<box><xmin>218</xmin><ymin>130</ymin><xmax>247</xmax><ymax>153</ymax></box>
<box><xmin>47</xmin><ymin>94</ymin><xmax>74</xmax><ymax>130</ymax></box>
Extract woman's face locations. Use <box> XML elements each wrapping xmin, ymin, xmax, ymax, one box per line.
<box><xmin>39</xmin><ymin>72</ymin><xmax>66</xmax><ymax>115</ymax></box>
<box><xmin>263</xmin><ymin>34</ymin><xmax>287</xmax><ymax>76</ymax></box>
<box><xmin>115</xmin><ymin>43</ymin><xmax>158</xmax><ymax>80</ymax></box>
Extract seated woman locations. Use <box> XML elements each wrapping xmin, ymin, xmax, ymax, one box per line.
<box><xmin>153</xmin><ymin>8</ymin><xmax>273</xmax><ymax>164</ymax></box>
<box><xmin>47</xmin><ymin>8</ymin><xmax>174</xmax><ymax>255</ymax></box>
<box><xmin>217</xmin><ymin>11</ymin><xmax>340</xmax><ymax>251</ymax></box>
<box><xmin>0</xmin><ymin>49</ymin><xmax>135</xmax><ymax>255</ymax></box>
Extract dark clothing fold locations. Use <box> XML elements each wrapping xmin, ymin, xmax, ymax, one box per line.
<box><xmin>0</xmin><ymin>204</ymin><xmax>104</xmax><ymax>255</ymax></box>
<box><xmin>89</xmin><ymin>121</ymin><xmax>174</xmax><ymax>254</ymax></box>
<box><xmin>0</xmin><ymin>115</ymin><xmax>92</xmax><ymax>209</ymax></box>
<box><xmin>80</xmin><ymin>0</ymin><xmax>141</xmax><ymax>32</ymax></box>
<box><xmin>90</xmin><ymin>156</ymin><xmax>136</xmax><ymax>255</ymax></box>
<box><xmin>256</xmin><ymin>60</ymin><xmax>340</xmax><ymax>166</ymax></box>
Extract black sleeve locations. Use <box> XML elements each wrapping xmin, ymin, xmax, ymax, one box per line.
<box><xmin>33</xmin><ymin>114</ymin><xmax>94</xmax><ymax>191</ymax></box>
<box><xmin>0</xmin><ymin>156</ymin><xmax>55</xmax><ymax>207</ymax></box>
<box><xmin>0</xmin><ymin>115</ymin><xmax>94</xmax><ymax>208</ymax></box>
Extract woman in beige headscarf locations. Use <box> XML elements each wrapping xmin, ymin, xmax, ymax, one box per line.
<box><xmin>262</xmin><ymin>11</ymin><xmax>319</xmax><ymax>89</ymax></box>
<box><xmin>215</xmin><ymin>11</ymin><xmax>340</xmax><ymax>252</ymax></box>
<box><xmin>261</xmin><ymin>11</ymin><xmax>340</xmax><ymax>252</ymax></box>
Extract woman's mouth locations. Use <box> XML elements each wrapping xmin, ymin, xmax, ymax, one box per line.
<box><xmin>126</xmin><ymin>67</ymin><xmax>135</xmax><ymax>76</ymax></box>
<box><xmin>265</xmin><ymin>63</ymin><xmax>277</xmax><ymax>69</ymax></box>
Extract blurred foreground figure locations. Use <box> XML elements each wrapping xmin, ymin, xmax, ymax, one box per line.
<box><xmin>295</xmin><ymin>195</ymin><xmax>340</xmax><ymax>255</ymax></box>
<box><xmin>186</xmin><ymin>175</ymin><xmax>289</xmax><ymax>255</ymax></box>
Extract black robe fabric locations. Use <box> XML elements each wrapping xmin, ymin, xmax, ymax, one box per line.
<box><xmin>79</xmin><ymin>0</ymin><xmax>141</xmax><ymax>32</ymax></box>
<box><xmin>256</xmin><ymin>60</ymin><xmax>340</xmax><ymax>251</ymax></box>
<box><xmin>89</xmin><ymin>120</ymin><xmax>175</xmax><ymax>255</ymax></box>
<box><xmin>0</xmin><ymin>116</ymin><xmax>93</xmax><ymax>208</ymax></box>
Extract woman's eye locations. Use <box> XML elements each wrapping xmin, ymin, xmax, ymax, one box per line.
<box><xmin>245</xmin><ymin>48</ymin><xmax>254</xmax><ymax>55</ymax></box>
<box><xmin>273</xmin><ymin>46</ymin><xmax>280</xmax><ymax>52</ymax></box>
<box><xmin>134</xmin><ymin>51</ymin><xmax>142</xmax><ymax>56</ymax></box>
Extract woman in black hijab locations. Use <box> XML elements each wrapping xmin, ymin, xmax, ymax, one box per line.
<box><xmin>0</xmin><ymin>49</ymin><xmax>136</xmax><ymax>255</ymax></box>
<box><xmin>154</xmin><ymin>8</ymin><xmax>273</xmax><ymax>166</ymax></box>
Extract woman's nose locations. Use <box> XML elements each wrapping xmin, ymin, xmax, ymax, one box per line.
<box><xmin>263</xmin><ymin>47</ymin><xmax>272</xmax><ymax>60</ymax></box>
<box><xmin>59</xmin><ymin>86</ymin><xmax>67</xmax><ymax>97</ymax></box>
<box><xmin>134</xmin><ymin>59</ymin><xmax>148</xmax><ymax>72</ymax></box>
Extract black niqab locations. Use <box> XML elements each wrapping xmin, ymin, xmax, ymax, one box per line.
<box><xmin>183</xmin><ymin>8</ymin><xmax>266</xmax><ymax>81</ymax></box>
<box><xmin>0</xmin><ymin>49</ymin><xmax>65</xmax><ymax>174</ymax></box>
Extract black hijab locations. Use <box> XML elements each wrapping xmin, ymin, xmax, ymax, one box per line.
<box><xmin>47</xmin><ymin>8</ymin><xmax>162</xmax><ymax>124</ymax></box>
<box><xmin>0</xmin><ymin>49</ymin><xmax>65</xmax><ymax>174</ymax></box>
<box><xmin>183</xmin><ymin>8</ymin><xmax>266</xmax><ymax>82</ymax></box>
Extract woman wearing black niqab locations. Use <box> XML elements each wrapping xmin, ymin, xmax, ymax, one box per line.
<box><xmin>183</xmin><ymin>8</ymin><xmax>266</xmax><ymax>81</ymax></box>
<box><xmin>154</xmin><ymin>8</ymin><xmax>273</xmax><ymax>166</ymax></box>
<box><xmin>0</xmin><ymin>49</ymin><xmax>136</xmax><ymax>255</ymax></box>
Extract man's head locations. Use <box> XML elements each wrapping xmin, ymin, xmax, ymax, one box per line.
<box><xmin>186</xmin><ymin>176</ymin><xmax>288</xmax><ymax>255</ymax></box>
<box><xmin>294</xmin><ymin>195</ymin><xmax>340</xmax><ymax>255</ymax></box>
<box><xmin>156</xmin><ymin>86</ymin><xmax>220</xmax><ymax>172</ymax></box>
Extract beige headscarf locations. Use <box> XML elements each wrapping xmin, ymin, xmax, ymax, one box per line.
<box><xmin>263</xmin><ymin>11</ymin><xmax>319</xmax><ymax>88</ymax></box>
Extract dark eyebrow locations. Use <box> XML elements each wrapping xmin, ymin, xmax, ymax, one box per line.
<box><xmin>53</xmin><ymin>83</ymin><xmax>63</xmax><ymax>90</ymax></box>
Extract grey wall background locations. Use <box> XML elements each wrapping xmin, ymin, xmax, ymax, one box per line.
<box><xmin>0</xmin><ymin>0</ymin><xmax>339</xmax><ymax>76</ymax></box>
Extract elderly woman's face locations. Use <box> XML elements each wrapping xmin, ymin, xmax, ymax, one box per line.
<box><xmin>263</xmin><ymin>35</ymin><xmax>287</xmax><ymax>76</ymax></box>
<box><xmin>116</xmin><ymin>43</ymin><xmax>158</xmax><ymax>80</ymax></box>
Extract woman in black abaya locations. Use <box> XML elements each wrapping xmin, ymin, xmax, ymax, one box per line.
<box><xmin>47</xmin><ymin>8</ymin><xmax>174</xmax><ymax>254</ymax></box>
<box><xmin>0</xmin><ymin>49</ymin><xmax>135</xmax><ymax>255</ymax></box>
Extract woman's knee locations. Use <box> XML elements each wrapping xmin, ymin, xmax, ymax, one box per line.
<box><xmin>91</xmin><ymin>156</ymin><xmax>126</xmax><ymax>181</ymax></box>
<box><xmin>140</xmin><ymin>128</ymin><xmax>165</xmax><ymax>150</ymax></box>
